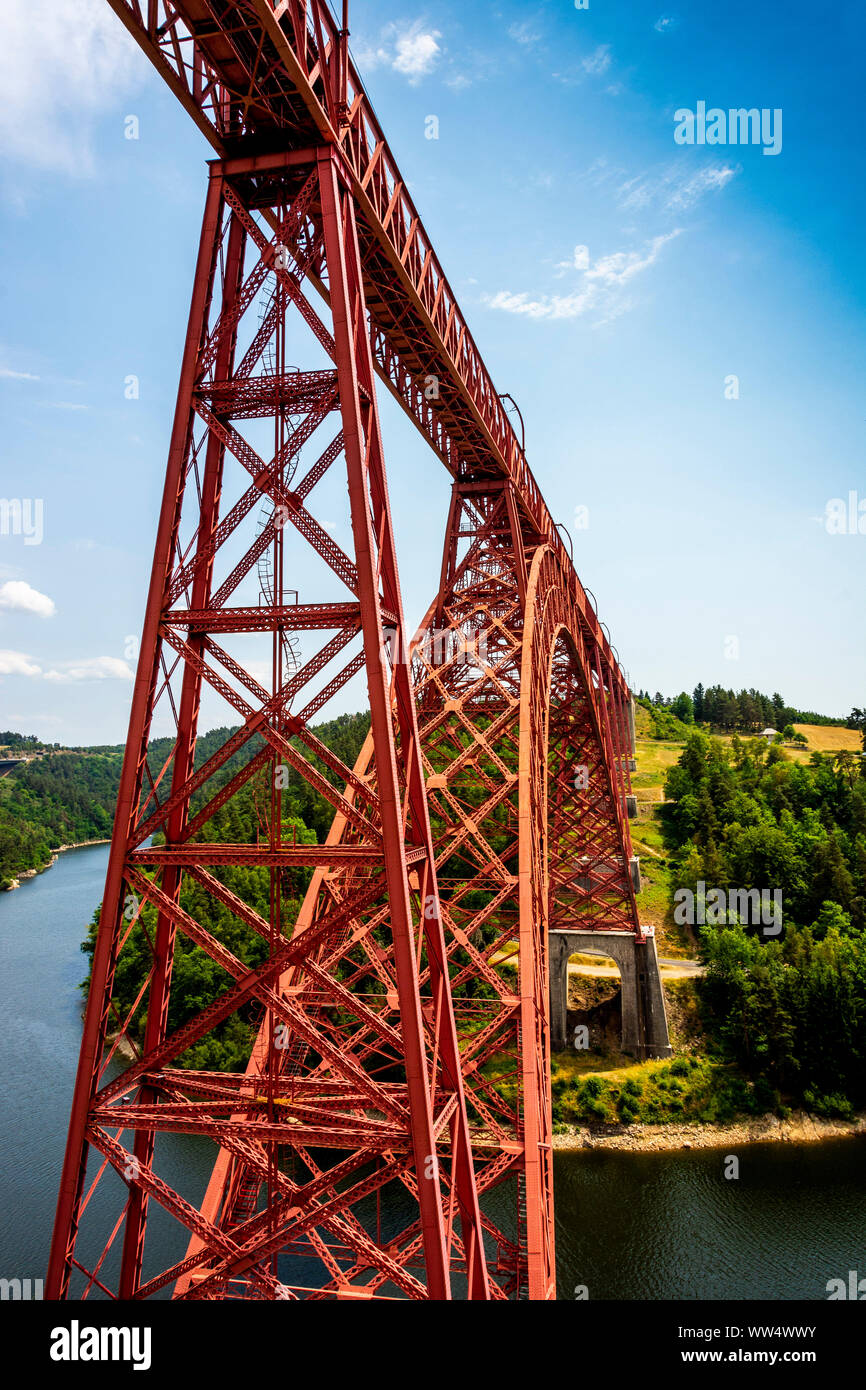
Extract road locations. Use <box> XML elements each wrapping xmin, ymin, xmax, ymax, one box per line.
<box><xmin>570</xmin><ymin>956</ymin><xmax>704</xmax><ymax>980</ymax></box>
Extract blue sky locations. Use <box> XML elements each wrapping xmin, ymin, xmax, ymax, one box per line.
<box><xmin>0</xmin><ymin>0</ymin><xmax>863</xmax><ymax>746</ymax></box>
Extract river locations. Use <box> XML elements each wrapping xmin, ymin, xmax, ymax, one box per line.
<box><xmin>1</xmin><ymin>843</ymin><xmax>863</xmax><ymax>1300</ymax></box>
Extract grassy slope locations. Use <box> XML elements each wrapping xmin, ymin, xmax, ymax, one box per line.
<box><xmin>549</xmin><ymin>707</ymin><xmax>865</xmax><ymax>1130</ymax></box>
<box><xmin>628</xmin><ymin>705</ymin><xmax>693</xmax><ymax>956</ymax></box>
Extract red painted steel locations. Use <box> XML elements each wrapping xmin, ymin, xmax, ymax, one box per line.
<box><xmin>103</xmin><ymin>0</ymin><xmax>630</xmax><ymax>702</ymax></box>
<box><xmin>46</xmin><ymin>1</ymin><xmax>641</xmax><ymax>1301</ymax></box>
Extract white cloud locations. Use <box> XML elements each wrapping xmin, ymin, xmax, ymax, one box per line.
<box><xmin>0</xmin><ymin>580</ymin><xmax>56</xmax><ymax>618</ymax></box>
<box><xmin>0</xmin><ymin>0</ymin><xmax>140</xmax><ymax>175</ymax></box>
<box><xmin>44</xmin><ymin>656</ymin><xmax>134</xmax><ymax>683</ymax></box>
<box><xmin>618</xmin><ymin>162</ymin><xmax>739</xmax><ymax>212</ymax></box>
<box><xmin>485</xmin><ymin>288</ymin><xmax>595</xmax><ymax>321</ymax></box>
<box><xmin>585</xmin><ymin>230</ymin><xmax>682</xmax><ymax>286</ymax></box>
<box><xmin>485</xmin><ymin>231</ymin><xmax>682</xmax><ymax>324</ymax></box>
<box><xmin>0</xmin><ymin>649</ymin><xmax>41</xmax><ymax>677</ymax></box>
<box><xmin>394</xmin><ymin>27</ymin><xmax>441</xmax><ymax>79</ymax></box>
<box><xmin>654</xmin><ymin>15</ymin><xmax>679</xmax><ymax>32</ymax></box>
<box><xmin>0</xmin><ymin>366</ymin><xmax>39</xmax><ymax>381</ymax></box>
<box><xmin>582</xmin><ymin>45</ymin><xmax>612</xmax><ymax>75</ymax></box>
<box><xmin>358</xmin><ymin>21</ymin><xmax>442</xmax><ymax>84</ymax></box>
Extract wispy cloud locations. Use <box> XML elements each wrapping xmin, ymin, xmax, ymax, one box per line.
<box><xmin>666</xmin><ymin>165</ymin><xmax>739</xmax><ymax>209</ymax></box>
<box><xmin>582</xmin><ymin>45</ymin><xmax>612</xmax><ymax>75</ymax></box>
<box><xmin>0</xmin><ymin>365</ymin><xmax>40</xmax><ymax>381</ymax></box>
<box><xmin>44</xmin><ymin>656</ymin><xmax>134</xmax><ymax>683</ymax></box>
<box><xmin>554</xmin><ymin>43</ymin><xmax>618</xmax><ymax>89</ymax></box>
<box><xmin>357</xmin><ymin>20</ymin><xmax>442</xmax><ymax>84</ymax></box>
<box><xmin>618</xmin><ymin>161</ymin><xmax>739</xmax><ymax>212</ymax></box>
<box><xmin>0</xmin><ymin>650</ymin><xmax>134</xmax><ymax>681</ymax></box>
<box><xmin>654</xmin><ymin>15</ymin><xmax>679</xmax><ymax>33</ymax></box>
<box><xmin>585</xmin><ymin>231</ymin><xmax>683</xmax><ymax>285</ymax></box>
<box><xmin>0</xmin><ymin>0</ymin><xmax>139</xmax><ymax>175</ymax></box>
<box><xmin>485</xmin><ymin>288</ymin><xmax>593</xmax><ymax>321</ymax></box>
<box><xmin>485</xmin><ymin>230</ymin><xmax>682</xmax><ymax>324</ymax></box>
<box><xmin>0</xmin><ymin>580</ymin><xmax>56</xmax><ymax>618</ymax></box>
<box><xmin>508</xmin><ymin>21</ymin><xmax>543</xmax><ymax>48</ymax></box>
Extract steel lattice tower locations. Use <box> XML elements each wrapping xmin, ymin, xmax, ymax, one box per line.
<box><xmin>47</xmin><ymin>1</ymin><xmax>660</xmax><ymax>1302</ymax></box>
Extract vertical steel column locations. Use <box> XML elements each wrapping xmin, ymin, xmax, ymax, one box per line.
<box><xmin>46</xmin><ymin>175</ymin><xmax>229</xmax><ymax>1299</ymax></box>
<box><xmin>317</xmin><ymin>149</ymin><xmax>488</xmax><ymax>1299</ymax></box>
<box><xmin>118</xmin><ymin>187</ymin><xmax>248</xmax><ymax>1298</ymax></box>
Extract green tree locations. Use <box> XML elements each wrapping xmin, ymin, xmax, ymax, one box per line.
<box><xmin>847</xmin><ymin>707</ymin><xmax>866</xmax><ymax>752</ymax></box>
<box><xmin>671</xmin><ymin>692</ymin><xmax>694</xmax><ymax>724</ymax></box>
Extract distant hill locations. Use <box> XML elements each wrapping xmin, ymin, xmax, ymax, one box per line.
<box><xmin>0</xmin><ymin>751</ymin><xmax>121</xmax><ymax>888</ymax></box>
<box><xmin>636</xmin><ymin>684</ymin><xmax>852</xmax><ymax>734</ymax></box>
<box><xmin>0</xmin><ymin>713</ymin><xmax>371</xmax><ymax>891</ymax></box>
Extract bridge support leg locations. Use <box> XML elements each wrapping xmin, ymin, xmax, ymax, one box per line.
<box><xmin>549</xmin><ymin>931</ymin><xmax>672</xmax><ymax>1059</ymax></box>
<box><xmin>629</xmin><ymin>855</ymin><xmax>642</xmax><ymax>893</ymax></box>
<box><xmin>548</xmin><ymin>932</ymin><xmax>572</xmax><ymax>1053</ymax></box>
<box><xmin>634</xmin><ymin>936</ymin><xmax>673</xmax><ymax>1059</ymax></box>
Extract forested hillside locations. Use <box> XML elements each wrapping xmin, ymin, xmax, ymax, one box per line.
<box><xmin>79</xmin><ymin>712</ymin><xmax>371</xmax><ymax>1070</ymax></box>
<box><xmin>636</xmin><ymin>684</ymin><xmax>855</xmax><ymax>735</ymax></box>
<box><xmin>0</xmin><ymin>752</ymin><xmax>122</xmax><ymax>889</ymax></box>
<box><xmin>663</xmin><ymin>732</ymin><xmax>866</xmax><ymax>1115</ymax></box>
<box><xmin>0</xmin><ymin>713</ymin><xmax>371</xmax><ymax>891</ymax></box>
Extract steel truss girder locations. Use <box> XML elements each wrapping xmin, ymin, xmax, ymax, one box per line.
<box><xmin>105</xmin><ymin>0</ymin><xmax>631</xmax><ymax>703</ymax></box>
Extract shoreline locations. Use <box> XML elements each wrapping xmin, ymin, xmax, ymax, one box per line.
<box><xmin>103</xmin><ymin>1029</ymin><xmax>137</xmax><ymax>1063</ymax></box>
<box><xmin>2</xmin><ymin>838</ymin><xmax>111</xmax><ymax>891</ymax></box>
<box><xmin>553</xmin><ymin>1109</ymin><xmax>866</xmax><ymax>1153</ymax></box>
<box><xmin>7</xmin><ymin>838</ymin><xmax>862</xmax><ymax>1155</ymax></box>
